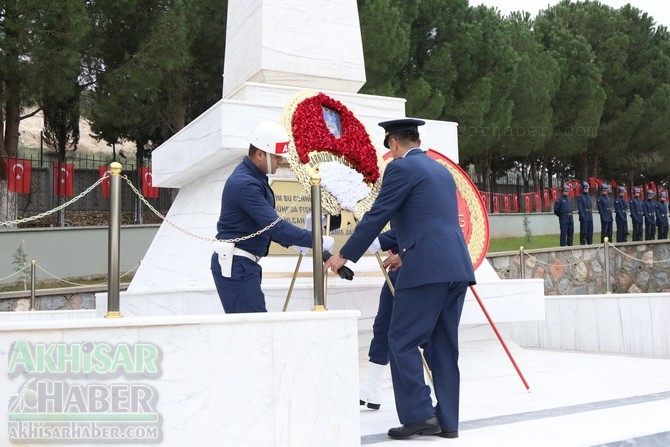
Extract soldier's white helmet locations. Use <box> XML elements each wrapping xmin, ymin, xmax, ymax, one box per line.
<box><xmin>249</xmin><ymin>121</ymin><xmax>290</xmax><ymax>157</ymax></box>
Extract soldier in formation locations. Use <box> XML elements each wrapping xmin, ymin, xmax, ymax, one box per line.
<box><xmin>629</xmin><ymin>188</ymin><xmax>644</xmax><ymax>241</ymax></box>
<box><xmin>553</xmin><ymin>184</ymin><xmax>574</xmax><ymax>247</ymax></box>
<box><xmin>643</xmin><ymin>190</ymin><xmax>656</xmax><ymax>240</ymax></box>
<box><xmin>655</xmin><ymin>191</ymin><xmax>669</xmax><ymax>239</ymax></box>
<box><xmin>614</xmin><ymin>186</ymin><xmax>628</xmax><ymax>242</ymax></box>
<box><xmin>577</xmin><ymin>181</ymin><xmax>594</xmax><ymax>245</ymax></box>
<box><xmin>597</xmin><ymin>184</ymin><xmax>613</xmax><ymax>243</ymax></box>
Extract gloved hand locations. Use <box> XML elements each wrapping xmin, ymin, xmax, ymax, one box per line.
<box><xmin>322</xmin><ymin>235</ymin><xmax>335</xmax><ymax>252</ymax></box>
<box><xmin>367</xmin><ymin>237</ymin><xmax>381</xmax><ymax>254</ymax></box>
<box><xmin>290</xmin><ymin>245</ymin><xmax>309</xmax><ymax>255</ymax></box>
<box><xmin>322</xmin><ymin>251</ymin><xmax>354</xmax><ymax>281</ymax></box>
<box><xmin>305</xmin><ymin>213</ymin><xmax>327</xmax><ymax>230</ymax></box>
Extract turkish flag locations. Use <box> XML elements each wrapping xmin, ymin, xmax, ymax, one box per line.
<box><xmin>141</xmin><ymin>167</ymin><xmax>159</xmax><ymax>198</ymax></box>
<box><xmin>503</xmin><ymin>194</ymin><xmax>510</xmax><ymax>213</ymax></box>
<box><xmin>480</xmin><ymin>192</ymin><xmax>490</xmax><ymax>212</ymax></box>
<box><xmin>534</xmin><ymin>191</ymin><xmax>542</xmax><ymax>211</ymax></box>
<box><xmin>99</xmin><ymin>165</ymin><xmax>111</xmax><ymax>198</ymax></box>
<box><xmin>53</xmin><ymin>163</ymin><xmax>74</xmax><ymax>197</ymax></box>
<box><xmin>6</xmin><ymin>158</ymin><xmax>32</xmax><ymax>194</ymax></box>
<box><xmin>513</xmin><ymin>195</ymin><xmax>519</xmax><ymax>212</ymax></box>
<box><xmin>551</xmin><ymin>187</ymin><xmax>558</xmax><ymax>203</ymax></box>
<box><xmin>543</xmin><ymin>190</ymin><xmax>550</xmax><ymax>208</ymax></box>
<box><xmin>492</xmin><ymin>194</ymin><xmax>500</xmax><ymax>213</ymax></box>
<box><xmin>524</xmin><ymin>194</ymin><xmax>531</xmax><ymax>212</ymax></box>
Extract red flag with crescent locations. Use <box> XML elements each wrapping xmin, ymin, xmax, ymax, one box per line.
<box><xmin>543</xmin><ymin>190</ymin><xmax>549</xmax><ymax>208</ymax></box>
<box><xmin>523</xmin><ymin>194</ymin><xmax>531</xmax><ymax>212</ymax></box>
<box><xmin>551</xmin><ymin>187</ymin><xmax>558</xmax><ymax>203</ymax></box>
<box><xmin>53</xmin><ymin>163</ymin><xmax>74</xmax><ymax>197</ymax></box>
<box><xmin>141</xmin><ymin>167</ymin><xmax>159</xmax><ymax>198</ymax></box>
<box><xmin>492</xmin><ymin>194</ymin><xmax>499</xmax><ymax>213</ymax></box>
<box><xmin>534</xmin><ymin>191</ymin><xmax>542</xmax><ymax>211</ymax></box>
<box><xmin>480</xmin><ymin>192</ymin><xmax>490</xmax><ymax>212</ymax></box>
<box><xmin>503</xmin><ymin>194</ymin><xmax>510</xmax><ymax>213</ymax></box>
<box><xmin>99</xmin><ymin>165</ymin><xmax>111</xmax><ymax>198</ymax></box>
<box><xmin>7</xmin><ymin>158</ymin><xmax>32</xmax><ymax>194</ymax></box>
<box><xmin>513</xmin><ymin>195</ymin><xmax>519</xmax><ymax>212</ymax></box>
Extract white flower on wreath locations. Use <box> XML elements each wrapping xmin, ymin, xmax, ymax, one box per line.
<box><xmin>318</xmin><ymin>162</ymin><xmax>371</xmax><ymax>212</ymax></box>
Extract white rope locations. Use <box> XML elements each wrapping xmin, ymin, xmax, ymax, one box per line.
<box><xmin>0</xmin><ymin>265</ymin><xmax>30</xmax><ymax>282</ymax></box>
<box><xmin>529</xmin><ymin>245</ymin><xmax>603</xmax><ymax>267</ymax></box>
<box><xmin>609</xmin><ymin>244</ymin><xmax>670</xmax><ymax>263</ymax></box>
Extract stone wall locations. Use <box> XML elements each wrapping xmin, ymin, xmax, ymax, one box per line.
<box><xmin>487</xmin><ymin>240</ymin><xmax>670</xmax><ymax>295</ymax></box>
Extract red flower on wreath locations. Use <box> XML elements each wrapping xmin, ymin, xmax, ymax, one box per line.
<box><xmin>291</xmin><ymin>93</ymin><xmax>380</xmax><ymax>183</ymax></box>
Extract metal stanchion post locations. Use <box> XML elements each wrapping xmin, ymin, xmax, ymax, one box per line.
<box><xmin>30</xmin><ymin>260</ymin><xmax>36</xmax><ymax>311</ymax></box>
<box><xmin>310</xmin><ymin>168</ymin><xmax>326</xmax><ymax>311</ymax></box>
<box><xmin>106</xmin><ymin>162</ymin><xmax>123</xmax><ymax>318</ymax></box>
<box><xmin>604</xmin><ymin>237</ymin><xmax>611</xmax><ymax>294</ymax></box>
<box><xmin>519</xmin><ymin>246</ymin><xmax>525</xmax><ymax>279</ymax></box>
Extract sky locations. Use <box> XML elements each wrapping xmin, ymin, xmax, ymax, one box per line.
<box><xmin>475</xmin><ymin>0</ymin><xmax>670</xmax><ymax>28</ymax></box>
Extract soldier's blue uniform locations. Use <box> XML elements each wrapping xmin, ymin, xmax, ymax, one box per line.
<box><xmin>553</xmin><ymin>184</ymin><xmax>574</xmax><ymax>246</ymax></box>
<box><xmin>368</xmin><ymin>230</ymin><xmax>398</xmax><ymax>366</ymax></box>
<box><xmin>614</xmin><ymin>186</ymin><xmax>628</xmax><ymax>242</ymax></box>
<box><xmin>577</xmin><ymin>182</ymin><xmax>593</xmax><ymax>245</ymax></box>
<box><xmin>655</xmin><ymin>192</ymin><xmax>669</xmax><ymax>240</ymax></box>
<box><xmin>329</xmin><ymin>118</ymin><xmax>476</xmax><ymax>439</ymax></box>
<box><xmin>597</xmin><ymin>185</ymin><xmax>613</xmax><ymax>243</ymax></box>
<box><xmin>643</xmin><ymin>191</ymin><xmax>656</xmax><ymax>240</ymax></box>
<box><xmin>211</xmin><ymin>157</ymin><xmax>314</xmax><ymax>313</ymax></box>
<box><xmin>629</xmin><ymin>188</ymin><xmax>644</xmax><ymax>241</ymax></box>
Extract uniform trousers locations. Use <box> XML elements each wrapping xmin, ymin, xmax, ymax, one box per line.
<box><xmin>368</xmin><ymin>270</ymin><xmax>398</xmax><ymax>365</ymax></box>
<box><xmin>645</xmin><ymin>222</ymin><xmax>656</xmax><ymax>240</ymax></box>
<box><xmin>211</xmin><ymin>253</ymin><xmax>266</xmax><ymax>313</ymax></box>
<box><xmin>388</xmin><ymin>281</ymin><xmax>468</xmax><ymax>432</ymax></box>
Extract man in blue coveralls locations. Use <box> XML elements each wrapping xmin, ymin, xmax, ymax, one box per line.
<box><xmin>324</xmin><ymin>118</ymin><xmax>476</xmax><ymax>440</ymax></box>
<box><xmin>210</xmin><ymin>121</ymin><xmax>334</xmax><ymax>313</ymax></box>
<box><xmin>655</xmin><ymin>191</ymin><xmax>669</xmax><ymax>239</ymax></box>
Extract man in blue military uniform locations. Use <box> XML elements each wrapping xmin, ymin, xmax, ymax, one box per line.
<box><xmin>324</xmin><ymin>118</ymin><xmax>476</xmax><ymax>440</ymax></box>
<box><xmin>614</xmin><ymin>186</ymin><xmax>629</xmax><ymax>242</ymax></box>
<box><xmin>553</xmin><ymin>184</ymin><xmax>574</xmax><ymax>246</ymax></box>
<box><xmin>211</xmin><ymin>121</ymin><xmax>334</xmax><ymax>313</ymax></box>
<box><xmin>655</xmin><ymin>191</ymin><xmax>669</xmax><ymax>239</ymax></box>
<box><xmin>630</xmin><ymin>188</ymin><xmax>644</xmax><ymax>241</ymax></box>
<box><xmin>597</xmin><ymin>184</ymin><xmax>613</xmax><ymax>243</ymax></box>
<box><xmin>643</xmin><ymin>190</ymin><xmax>656</xmax><ymax>240</ymax></box>
<box><xmin>577</xmin><ymin>181</ymin><xmax>593</xmax><ymax>245</ymax></box>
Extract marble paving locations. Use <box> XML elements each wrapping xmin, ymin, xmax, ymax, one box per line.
<box><xmin>357</xmin><ymin>330</ymin><xmax>670</xmax><ymax>446</ymax></box>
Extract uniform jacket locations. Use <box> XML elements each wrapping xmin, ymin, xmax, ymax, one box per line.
<box><xmin>215</xmin><ymin>157</ymin><xmax>312</xmax><ymax>257</ymax></box>
<box><xmin>597</xmin><ymin>195</ymin><xmax>613</xmax><ymax>222</ymax></box>
<box><xmin>577</xmin><ymin>193</ymin><xmax>593</xmax><ymax>222</ymax></box>
<box><xmin>553</xmin><ymin>195</ymin><xmax>573</xmax><ymax>224</ymax></box>
<box><xmin>614</xmin><ymin>196</ymin><xmax>628</xmax><ymax>221</ymax></box>
<box><xmin>630</xmin><ymin>198</ymin><xmax>643</xmax><ymax>223</ymax></box>
<box><xmin>339</xmin><ymin>149</ymin><xmax>476</xmax><ymax>291</ymax></box>
<box><xmin>643</xmin><ymin>199</ymin><xmax>656</xmax><ymax>225</ymax></box>
<box><xmin>655</xmin><ymin>201</ymin><xmax>669</xmax><ymax>227</ymax></box>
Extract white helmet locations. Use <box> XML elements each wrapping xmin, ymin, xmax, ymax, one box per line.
<box><xmin>249</xmin><ymin>121</ymin><xmax>290</xmax><ymax>157</ymax></box>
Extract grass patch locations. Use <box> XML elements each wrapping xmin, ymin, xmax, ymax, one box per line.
<box><xmin>487</xmin><ymin>234</ymin><xmax>559</xmax><ymax>253</ymax></box>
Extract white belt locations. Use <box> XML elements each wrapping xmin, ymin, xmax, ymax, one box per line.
<box><xmin>233</xmin><ymin>248</ymin><xmax>261</xmax><ymax>263</ymax></box>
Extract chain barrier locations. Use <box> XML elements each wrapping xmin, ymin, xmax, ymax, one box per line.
<box><xmin>608</xmin><ymin>244</ymin><xmax>670</xmax><ymax>264</ymax></box>
<box><xmin>0</xmin><ymin>176</ymin><xmax>107</xmax><ymax>227</ymax></box>
<box><xmin>120</xmin><ymin>174</ymin><xmax>302</xmax><ymax>244</ymax></box>
<box><xmin>528</xmin><ymin>245</ymin><xmax>604</xmax><ymax>267</ymax></box>
<box><xmin>495</xmin><ymin>253</ymin><xmax>520</xmax><ymax>271</ymax></box>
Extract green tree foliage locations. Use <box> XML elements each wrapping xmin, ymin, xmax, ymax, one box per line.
<box><xmin>534</xmin><ymin>3</ymin><xmax>606</xmax><ymax>180</ymax></box>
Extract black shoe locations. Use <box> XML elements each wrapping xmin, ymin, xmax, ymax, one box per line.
<box><xmin>359</xmin><ymin>399</ymin><xmax>380</xmax><ymax>410</ymax></box>
<box><xmin>434</xmin><ymin>430</ymin><xmax>459</xmax><ymax>438</ymax></box>
<box><xmin>387</xmin><ymin>415</ymin><xmax>440</xmax><ymax>439</ymax></box>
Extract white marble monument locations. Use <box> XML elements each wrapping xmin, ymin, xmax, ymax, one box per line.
<box><xmin>98</xmin><ymin>0</ymin><xmax>544</xmax><ymax>327</ymax></box>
